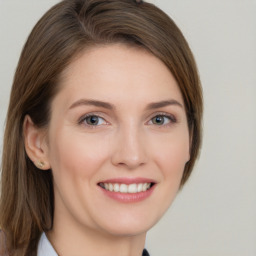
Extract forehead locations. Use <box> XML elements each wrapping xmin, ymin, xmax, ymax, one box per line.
<box><xmin>55</xmin><ymin>43</ymin><xmax>183</xmax><ymax>107</ymax></box>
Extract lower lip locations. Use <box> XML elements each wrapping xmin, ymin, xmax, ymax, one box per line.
<box><xmin>99</xmin><ymin>185</ymin><xmax>155</xmax><ymax>203</ymax></box>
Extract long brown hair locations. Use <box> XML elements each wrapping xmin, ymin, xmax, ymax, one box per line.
<box><xmin>0</xmin><ymin>0</ymin><xmax>203</xmax><ymax>255</ymax></box>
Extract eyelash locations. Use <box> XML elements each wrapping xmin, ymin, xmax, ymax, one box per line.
<box><xmin>78</xmin><ymin>112</ymin><xmax>177</xmax><ymax>128</ymax></box>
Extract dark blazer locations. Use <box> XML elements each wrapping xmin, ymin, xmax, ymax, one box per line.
<box><xmin>142</xmin><ymin>248</ymin><xmax>150</xmax><ymax>256</ymax></box>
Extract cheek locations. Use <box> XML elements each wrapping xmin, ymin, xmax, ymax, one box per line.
<box><xmin>145</xmin><ymin>133</ymin><xmax>190</xmax><ymax>220</ymax></box>
<box><xmin>156</xmin><ymin>146</ymin><xmax>187</xmax><ymax>186</ymax></box>
<box><xmin>152</xmin><ymin>131</ymin><xmax>190</xmax><ymax>175</ymax></box>
<box><xmin>47</xmin><ymin>129</ymin><xmax>110</xmax><ymax>181</ymax></box>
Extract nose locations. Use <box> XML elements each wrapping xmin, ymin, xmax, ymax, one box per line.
<box><xmin>111</xmin><ymin>125</ymin><xmax>148</xmax><ymax>170</ymax></box>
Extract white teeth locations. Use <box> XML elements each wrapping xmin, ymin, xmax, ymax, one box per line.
<box><xmin>120</xmin><ymin>184</ymin><xmax>128</xmax><ymax>193</ymax></box>
<box><xmin>142</xmin><ymin>183</ymin><xmax>148</xmax><ymax>192</ymax></box>
<box><xmin>101</xmin><ymin>182</ymin><xmax>152</xmax><ymax>193</ymax></box>
<box><xmin>114</xmin><ymin>183</ymin><xmax>119</xmax><ymax>192</ymax></box>
<box><xmin>108</xmin><ymin>183</ymin><xmax>113</xmax><ymax>191</ymax></box>
<box><xmin>128</xmin><ymin>184</ymin><xmax>137</xmax><ymax>193</ymax></box>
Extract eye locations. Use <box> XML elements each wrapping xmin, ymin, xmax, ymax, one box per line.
<box><xmin>79</xmin><ymin>115</ymin><xmax>107</xmax><ymax>126</ymax></box>
<box><xmin>149</xmin><ymin>114</ymin><xmax>176</xmax><ymax>126</ymax></box>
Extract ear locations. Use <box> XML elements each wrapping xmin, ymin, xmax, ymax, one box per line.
<box><xmin>23</xmin><ymin>115</ymin><xmax>51</xmax><ymax>170</ymax></box>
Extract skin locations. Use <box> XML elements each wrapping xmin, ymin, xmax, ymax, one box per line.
<box><xmin>24</xmin><ymin>44</ymin><xmax>190</xmax><ymax>256</ymax></box>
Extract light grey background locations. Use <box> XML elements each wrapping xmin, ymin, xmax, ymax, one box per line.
<box><xmin>0</xmin><ymin>1</ymin><xmax>256</xmax><ymax>255</ymax></box>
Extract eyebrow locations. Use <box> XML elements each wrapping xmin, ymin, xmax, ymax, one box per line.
<box><xmin>69</xmin><ymin>99</ymin><xmax>115</xmax><ymax>110</ymax></box>
<box><xmin>145</xmin><ymin>99</ymin><xmax>183</xmax><ymax>110</ymax></box>
<box><xmin>69</xmin><ymin>99</ymin><xmax>183</xmax><ymax>110</ymax></box>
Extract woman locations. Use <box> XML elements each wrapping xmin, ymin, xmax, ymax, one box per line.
<box><xmin>0</xmin><ymin>0</ymin><xmax>203</xmax><ymax>255</ymax></box>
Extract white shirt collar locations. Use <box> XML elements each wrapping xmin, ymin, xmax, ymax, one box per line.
<box><xmin>37</xmin><ymin>232</ymin><xmax>58</xmax><ymax>256</ymax></box>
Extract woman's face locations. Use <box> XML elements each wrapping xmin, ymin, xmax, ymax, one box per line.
<box><xmin>44</xmin><ymin>44</ymin><xmax>190</xmax><ymax>236</ymax></box>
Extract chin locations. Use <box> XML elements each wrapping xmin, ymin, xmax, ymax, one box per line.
<box><xmin>95</xmin><ymin>211</ymin><xmax>161</xmax><ymax>237</ymax></box>
<box><xmin>103</xmin><ymin>223</ymin><xmax>150</xmax><ymax>237</ymax></box>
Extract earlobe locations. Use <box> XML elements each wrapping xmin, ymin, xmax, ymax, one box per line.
<box><xmin>23</xmin><ymin>115</ymin><xmax>50</xmax><ymax>170</ymax></box>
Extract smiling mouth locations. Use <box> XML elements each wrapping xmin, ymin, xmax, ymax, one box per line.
<box><xmin>98</xmin><ymin>182</ymin><xmax>155</xmax><ymax>193</ymax></box>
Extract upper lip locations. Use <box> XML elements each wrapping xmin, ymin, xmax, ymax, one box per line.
<box><xmin>98</xmin><ymin>177</ymin><xmax>156</xmax><ymax>185</ymax></box>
